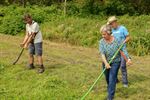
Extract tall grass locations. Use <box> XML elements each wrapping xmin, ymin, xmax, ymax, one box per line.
<box><xmin>0</xmin><ymin>5</ymin><xmax>149</xmax><ymax>56</ymax></box>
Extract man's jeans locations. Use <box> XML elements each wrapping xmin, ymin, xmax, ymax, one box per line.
<box><xmin>120</xmin><ymin>56</ymin><xmax>128</xmax><ymax>85</ymax></box>
<box><xmin>103</xmin><ymin>62</ymin><xmax>120</xmax><ymax>100</ymax></box>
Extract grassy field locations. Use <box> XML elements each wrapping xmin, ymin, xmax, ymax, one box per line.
<box><xmin>0</xmin><ymin>34</ymin><xmax>150</xmax><ymax>100</ymax></box>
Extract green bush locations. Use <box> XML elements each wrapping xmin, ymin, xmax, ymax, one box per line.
<box><xmin>0</xmin><ymin>6</ymin><xmax>25</xmax><ymax>35</ymax></box>
<box><xmin>67</xmin><ymin>2</ymin><xmax>80</xmax><ymax>15</ymax></box>
<box><xmin>129</xmin><ymin>34</ymin><xmax>150</xmax><ymax>56</ymax></box>
<box><xmin>0</xmin><ymin>5</ymin><xmax>56</xmax><ymax>35</ymax></box>
<box><xmin>0</xmin><ymin>16</ymin><xmax>24</xmax><ymax>35</ymax></box>
<box><xmin>0</xmin><ymin>5</ymin><xmax>149</xmax><ymax>56</ymax></box>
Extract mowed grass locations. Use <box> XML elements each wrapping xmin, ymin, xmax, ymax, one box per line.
<box><xmin>0</xmin><ymin>34</ymin><xmax>150</xmax><ymax>100</ymax></box>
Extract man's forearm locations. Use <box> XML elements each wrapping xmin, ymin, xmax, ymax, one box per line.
<box><xmin>22</xmin><ymin>35</ymin><xmax>29</xmax><ymax>44</ymax></box>
<box><xmin>124</xmin><ymin>35</ymin><xmax>130</xmax><ymax>43</ymax></box>
<box><xmin>120</xmin><ymin>50</ymin><xmax>128</xmax><ymax>62</ymax></box>
<box><xmin>26</xmin><ymin>34</ymin><xmax>34</xmax><ymax>44</ymax></box>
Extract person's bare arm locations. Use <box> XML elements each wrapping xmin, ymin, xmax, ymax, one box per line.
<box><xmin>23</xmin><ymin>32</ymin><xmax>37</xmax><ymax>48</ymax></box>
<box><xmin>101</xmin><ymin>54</ymin><xmax>111</xmax><ymax>69</ymax></box>
<box><xmin>120</xmin><ymin>50</ymin><xmax>132</xmax><ymax>65</ymax></box>
<box><xmin>20</xmin><ymin>33</ymin><xmax>29</xmax><ymax>47</ymax></box>
<box><xmin>123</xmin><ymin>35</ymin><xmax>130</xmax><ymax>43</ymax></box>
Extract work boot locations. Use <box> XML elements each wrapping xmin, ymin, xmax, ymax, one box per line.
<box><xmin>27</xmin><ymin>64</ymin><xmax>35</xmax><ymax>69</ymax></box>
<box><xmin>116</xmin><ymin>78</ymin><xmax>119</xmax><ymax>83</ymax></box>
<box><xmin>123</xmin><ymin>84</ymin><xmax>128</xmax><ymax>88</ymax></box>
<box><xmin>38</xmin><ymin>65</ymin><xmax>45</xmax><ymax>73</ymax></box>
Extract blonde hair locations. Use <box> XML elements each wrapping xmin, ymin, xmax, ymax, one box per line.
<box><xmin>100</xmin><ymin>24</ymin><xmax>112</xmax><ymax>35</ymax></box>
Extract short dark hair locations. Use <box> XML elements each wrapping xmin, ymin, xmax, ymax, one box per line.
<box><xmin>23</xmin><ymin>14</ymin><xmax>32</xmax><ymax>20</ymax></box>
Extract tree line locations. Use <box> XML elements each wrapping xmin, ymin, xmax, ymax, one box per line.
<box><xmin>0</xmin><ymin>0</ymin><xmax>150</xmax><ymax>15</ymax></box>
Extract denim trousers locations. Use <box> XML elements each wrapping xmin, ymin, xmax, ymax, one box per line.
<box><xmin>120</xmin><ymin>56</ymin><xmax>128</xmax><ymax>85</ymax></box>
<box><xmin>103</xmin><ymin>62</ymin><xmax>120</xmax><ymax>100</ymax></box>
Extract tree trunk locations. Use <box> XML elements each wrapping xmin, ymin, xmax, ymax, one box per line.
<box><xmin>23</xmin><ymin>0</ymin><xmax>26</xmax><ymax>8</ymax></box>
<box><xmin>64</xmin><ymin>0</ymin><xmax>67</xmax><ymax>16</ymax></box>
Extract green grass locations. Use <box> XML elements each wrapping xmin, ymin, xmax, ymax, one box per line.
<box><xmin>40</xmin><ymin>15</ymin><xmax>150</xmax><ymax>56</ymax></box>
<box><xmin>0</xmin><ymin>34</ymin><xmax>150</xmax><ymax>100</ymax></box>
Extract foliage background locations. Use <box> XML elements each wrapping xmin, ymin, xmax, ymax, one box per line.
<box><xmin>0</xmin><ymin>0</ymin><xmax>150</xmax><ymax>56</ymax></box>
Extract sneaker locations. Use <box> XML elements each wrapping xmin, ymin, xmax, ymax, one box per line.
<box><xmin>27</xmin><ymin>64</ymin><xmax>35</xmax><ymax>69</ymax></box>
<box><xmin>38</xmin><ymin>65</ymin><xmax>45</xmax><ymax>73</ymax></box>
<box><xmin>116</xmin><ymin>78</ymin><xmax>119</xmax><ymax>83</ymax></box>
<box><xmin>107</xmin><ymin>97</ymin><xmax>114</xmax><ymax>100</ymax></box>
<box><xmin>123</xmin><ymin>84</ymin><xmax>128</xmax><ymax>88</ymax></box>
